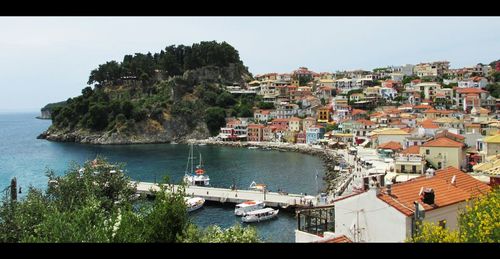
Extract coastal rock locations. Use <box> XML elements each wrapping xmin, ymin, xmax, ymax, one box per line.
<box><xmin>38</xmin><ymin>119</ymin><xmax>210</xmax><ymax>145</ymax></box>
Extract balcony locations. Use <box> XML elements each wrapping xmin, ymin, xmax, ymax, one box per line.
<box><xmin>395</xmin><ymin>156</ymin><xmax>424</xmax><ymax>162</ymax></box>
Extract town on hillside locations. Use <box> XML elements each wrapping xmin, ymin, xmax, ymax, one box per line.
<box><xmin>201</xmin><ymin>61</ymin><xmax>500</xmax><ymax>242</ymax></box>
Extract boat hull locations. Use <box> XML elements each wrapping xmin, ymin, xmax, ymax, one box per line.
<box><xmin>242</xmin><ymin>209</ymin><xmax>279</xmax><ymax>223</ymax></box>
<box><xmin>234</xmin><ymin>202</ymin><xmax>266</xmax><ymax>216</ymax></box>
<box><xmin>186</xmin><ymin>197</ymin><xmax>205</xmax><ymax>212</ymax></box>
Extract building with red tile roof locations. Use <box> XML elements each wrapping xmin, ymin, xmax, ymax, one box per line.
<box><xmin>400</xmin><ymin>145</ymin><xmax>420</xmax><ymax>154</ymax></box>
<box><xmin>247</xmin><ymin>124</ymin><xmax>265</xmax><ymax>142</ymax></box>
<box><xmin>420</xmin><ymin>136</ymin><xmax>466</xmax><ymax>170</ymax></box>
<box><xmin>378</xmin><ymin>141</ymin><xmax>402</xmax><ymax>151</ymax></box>
<box><xmin>422</xmin><ymin>137</ymin><xmax>464</xmax><ymax>148</ymax></box>
<box><xmin>331</xmin><ymin>167</ymin><xmax>490</xmax><ymax>242</ymax></box>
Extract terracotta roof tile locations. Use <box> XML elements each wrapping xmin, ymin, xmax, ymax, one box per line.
<box><xmin>435</xmin><ymin>130</ymin><xmax>465</xmax><ymax>140</ymax></box>
<box><xmin>414</xmin><ymin>104</ymin><xmax>433</xmax><ymax>109</ymax></box>
<box><xmin>271</xmin><ymin>118</ymin><xmax>290</xmax><ymax>123</ymax></box>
<box><xmin>419</xmin><ymin>119</ymin><xmax>439</xmax><ymax>129</ymax></box>
<box><xmin>318</xmin><ymin>235</ymin><xmax>353</xmax><ymax>243</ymax></box>
<box><xmin>247</xmin><ymin>124</ymin><xmax>265</xmax><ymax>129</ymax></box>
<box><xmin>422</xmin><ymin>137</ymin><xmax>464</xmax><ymax>148</ymax></box>
<box><xmin>356</xmin><ymin>119</ymin><xmax>375</xmax><ymax>126</ymax></box>
<box><xmin>424</xmin><ymin>108</ymin><xmax>439</xmax><ymax>113</ymax></box>
<box><xmin>456</xmin><ymin>88</ymin><xmax>486</xmax><ymax>94</ymax></box>
<box><xmin>379</xmin><ymin>141</ymin><xmax>402</xmax><ymax>150</ymax></box>
<box><xmin>378</xmin><ymin>167</ymin><xmax>491</xmax><ymax>216</ymax></box>
<box><xmin>401</xmin><ymin>145</ymin><xmax>420</xmax><ymax>154</ymax></box>
<box><xmin>351</xmin><ymin>109</ymin><xmax>367</xmax><ymax>116</ymax></box>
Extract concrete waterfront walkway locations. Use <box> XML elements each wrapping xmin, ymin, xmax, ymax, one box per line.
<box><xmin>132</xmin><ymin>181</ymin><xmax>321</xmax><ymax>208</ymax></box>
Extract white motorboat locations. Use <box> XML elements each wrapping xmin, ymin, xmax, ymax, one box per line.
<box><xmin>247</xmin><ymin>146</ymin><xmax>258</xmax><ymax>150</ymax></box>
<box><xmin>242</xmin><ymin>207</ymin><xmax>279</xmax><ymax>223</ymax></box>
<box><xmin>183</xmin><ymin>144</ymin><xmax>210</xmax><ymax>186</ymax></box>
<box><xmin>185</xmin><ymin>197</ymin><xmax>205</xmax><ymax>212</ymax></box>
<box><xmin>234</xmin><ymin>200</ymin><xmax>265</xmax><ymax>216</ymax></box>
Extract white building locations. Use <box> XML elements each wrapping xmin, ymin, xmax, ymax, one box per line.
<box><xmin>296</xmin><ymin>167</ymin><xmax>491</xmax><ymax>242</ymax></box>
<box><xmin>390</xmin><ymin>64</ymin><xmax>415</xmax><ymax>76</ymax></box>
<box><xmin>458</xmin><ymin>77</ymin><xmax>488</xmax><ymax>89</ymax></box>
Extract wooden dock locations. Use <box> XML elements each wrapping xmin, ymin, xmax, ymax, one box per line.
<box><xmin>131</xmin><ymin>181</ymin><xmax>316</xmax><ymax>209</ymax></box>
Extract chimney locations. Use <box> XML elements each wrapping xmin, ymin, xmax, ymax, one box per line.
<box><xmin>386</xmin><ymin>184</ymin><xmax>392</xmax><ymax>196</ymax></box>
<box><xmin>369</xmin><ymin>176</ymin><xmax>380</xmax><ymax>195</ymax></box>
<box><xmin>422</xmin><ymin>188</ymin><xmax>435</xmax><ymax>205</ymax></box>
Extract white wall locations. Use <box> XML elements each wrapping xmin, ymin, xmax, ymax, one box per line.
<box><xmin>334</xmin><ymin>190</ymin><xmax>408</xmax><ymax>242</ymax></box>
<box><xmin>295</xmin><ymin>230</ymin><xmax>323</xmax><ymax>243</ymax></box>
<box><xmin>423</xmin><ymin>202</ymin><xmax>465</xmax><ymax>231</ymax></box>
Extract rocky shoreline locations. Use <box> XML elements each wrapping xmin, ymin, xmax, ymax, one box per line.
<box><xmin>188</xmin><ymin>139</ymin><xmax>353</xmax><ymax>196</ymax></box>
<box><xmin>37</xmin><ymin>131</ymin><xmax>177</xmax><ymax>145</ymax></box>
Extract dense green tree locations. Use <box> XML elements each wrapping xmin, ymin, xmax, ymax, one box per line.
<box><xmin>216</xmin><ymin>92</ymin><xmax>236</xmax><ymax>108</ymax></box>
<box><xmin>257</xmin><ymin>102</ymin><xmax>274</xmax><ymax>109</ymax></box>
<box><xmin>205</xmin><ymin>107</ymin><xmax>226</xmax><ymax>136</ymax></box>
<box><xmin>486</xmin><ymin>83</ymin><xmax>500</xmax><ymax>98</ymax></box>
<box><xmin>402</xmin><ymin>75</ymin><xmax>420</xmax><ymax>85</ymax></box>
<box><xmin>236</xmin><ymin>104</ymin><xmax>253</xmax><ymax>118</ymax></box>
<box><xmin>202</xmin><ymin>91</ymin><xmax>218</xmax><ymax>106</ymax></box>
<box><xmin>87</xmin><ymin>104</ymin><xmax>109</xmax><ymax>131</ymax></box>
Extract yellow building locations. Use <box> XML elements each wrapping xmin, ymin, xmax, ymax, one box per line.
<box><xmin>420</xmin><ymin>137</ymin><xmax>465</xmax><ymax>170</ymax></box>
<box><xmin>289</xmin><ymin>117</ymin><xmax>301</xmax><ymax>132</ymax></box>
<box><xmin>483</xmin><ymin>134</ymin><xmax>500</xmax><ymax>157</ymax></box>
<box><xmin>317</xmin><ymin>106</ymin><xmax>330</xmax><ymax>123</ymax></box>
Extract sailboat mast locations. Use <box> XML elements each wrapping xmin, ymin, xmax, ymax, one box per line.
<box><xmin>191</xmin><ymin>143</ymin><xmax>194</xmax><ymax>174</ymax></box>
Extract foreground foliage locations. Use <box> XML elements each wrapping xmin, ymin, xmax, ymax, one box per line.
<box><xmin>408</xmin><ymin>187</ymin><xmax>499</xmax><ymax>243</ymax></box>
<box><xmin>0</xmin><ymin>157</ymin><xmax>259</xmax><ymax>243</ymax></box>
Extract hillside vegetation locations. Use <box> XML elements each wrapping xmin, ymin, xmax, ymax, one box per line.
<box><xmin>43</xmin><ymin>41</ymin><xmax>255</xmax><ymax>143</ymax></box>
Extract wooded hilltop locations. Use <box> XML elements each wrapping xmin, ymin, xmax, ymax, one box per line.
<box><xmin>38</xmin><ymin>41</ymin><xmax>256</xmax><ymax>144</ymax></box>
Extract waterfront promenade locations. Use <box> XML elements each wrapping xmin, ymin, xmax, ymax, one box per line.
<box><xmin>132</xmin><ymin>181</ymin><xmax>322</xmax><ymax>208</ymax></box>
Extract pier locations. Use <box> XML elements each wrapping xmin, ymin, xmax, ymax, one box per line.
<box><xmin>131</xmin><ymin>181</ymin><xmax>319</xmax><ymax>209</ymax></box>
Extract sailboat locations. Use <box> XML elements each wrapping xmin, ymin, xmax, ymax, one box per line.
<box><xmin>183</xmin><ymin>143</ymin><xmax>210</xmax><ymax>186</ymax></box>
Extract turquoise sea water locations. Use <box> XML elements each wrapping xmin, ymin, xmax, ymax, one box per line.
<box><xmin>0</xmin><ymin>113</ymin><xmax>325</xmax><ymax>242</ymax></box>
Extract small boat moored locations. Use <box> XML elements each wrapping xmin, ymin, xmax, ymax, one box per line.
<box><xmin>242</xmin><ymin>207</ymin><xmax>279</xmax><ymax>223</ymax></box>
<box><xmin>234</xmin><ymin>200</ymin><xmax>265</xmax><ymax>216</ymax></box>
<box><xmin>183</xmin><ymin>144</ymin><xmax>210</xmax><ymax>186</ymax></box>
<box><xmin>185</xmin><ymin>197</ymin><xmax>205</xmax><ymax>212</ymax></box>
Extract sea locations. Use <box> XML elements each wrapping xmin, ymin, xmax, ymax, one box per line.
<box><xmin>0</xmin><ymin>112</ymin><xmax>325</xmax><ymax>242</ymax></box>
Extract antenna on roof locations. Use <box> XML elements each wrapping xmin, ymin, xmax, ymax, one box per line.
<box><xmin>451</xmin><ymin>175</ymin><xmax>456</xmax><ymax>185</ymax></box>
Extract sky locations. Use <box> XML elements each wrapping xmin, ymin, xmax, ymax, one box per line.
<box><xmin>0</xmin><ymin>17</ymin><xmax>499</xmax><ymax>112</ymax></box>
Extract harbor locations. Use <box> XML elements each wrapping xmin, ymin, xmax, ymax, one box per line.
<box><xmin>132</xmin><ymin>181</ymin><xmax>324</xmax><ymax>210</ymax></box>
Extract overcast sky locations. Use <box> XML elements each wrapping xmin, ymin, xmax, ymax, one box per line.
<box><xmin>0</xmin><ymin>17</ymin><xmax>499</xmax><ymax>112</ymax></box>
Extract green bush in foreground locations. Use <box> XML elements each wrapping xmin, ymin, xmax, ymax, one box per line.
<box><xmin>0</xmin><ymin>157</ymin><xmax>259</xmax><ymax>243</ymax></box>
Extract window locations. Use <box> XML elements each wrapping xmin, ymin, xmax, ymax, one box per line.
<box><xmin>438</xmin><ymin>162</ymin><xmax>442</xmax><ymax>169</ymax></box>
<box><xmin>426</xmin><ymin>149</ymin><xmax>430</xmax><ymax>155</ymax></box>
<box><xmin>439</xmin><ymin>220</ymin><xmax>446</xmax><ymax>229</ymax></box>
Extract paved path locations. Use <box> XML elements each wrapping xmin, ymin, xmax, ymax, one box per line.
<box><xmin>132</xmin><ymin>181</ymin><xmax>320</xmax><ymax>208</ymax></box>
